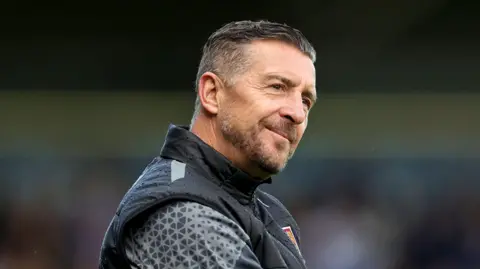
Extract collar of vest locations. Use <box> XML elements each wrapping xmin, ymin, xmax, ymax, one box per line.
<box><xmin>159</xmin><ymin>124</ymin><xmax>272</xmax><ymax>202</ymax></box>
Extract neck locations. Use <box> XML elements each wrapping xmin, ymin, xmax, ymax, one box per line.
<box><xmin>190</xmin><ymin>114</ymin><xmax>270</xmax><ymax>180</ymax></box>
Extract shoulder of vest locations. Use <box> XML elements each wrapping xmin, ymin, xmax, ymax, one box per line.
<box><xmin>117</xmin><ymin>157</ymin><xmax>243</xmax><ymax>223</ymax></box>
<box><xmin>128</xmin><ymin>157</ymin><xmax>200</xmax><ymax>190</ymax></box>
<box><xmin>256</xmin><ymin>190</ymin><xmax>302</xmax><ymax>238</ymax></box>
<box><xmin>256</xmin><ymin>190</ymin><xmax>290</xmax><ymax>214</ymax></box>
<box><xmin>116</xmin><ymin>157</ymin><xmax>186</xmax><ymax>215</ymax></box>
<box><xmin>103</xmin><ymin>157</ymin><xmax>257</xmax><ymax>269</ymax></box>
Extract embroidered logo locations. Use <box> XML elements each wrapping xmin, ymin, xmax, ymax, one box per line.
<box><xmin>282</xmin><ymin>226</ymin><xmax>300</xmax><ymax>252</ymax></box>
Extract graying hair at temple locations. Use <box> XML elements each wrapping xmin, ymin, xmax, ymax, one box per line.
<box><xmin>191</xmin><ymin>20</ymin><xmax>316</xmax><ymax>122</ymax></box>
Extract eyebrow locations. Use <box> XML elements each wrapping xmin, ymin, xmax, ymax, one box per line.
<box><xmin>265</xmin><ymin>74</ymin><xmax>317</xmax><ymax>104</ymax></box>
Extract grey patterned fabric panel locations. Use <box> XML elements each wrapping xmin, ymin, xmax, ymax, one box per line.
<box><xmin>124</xmin><ymin>201</ymin><xmax>262</xmax><ymax>269</ymax></box>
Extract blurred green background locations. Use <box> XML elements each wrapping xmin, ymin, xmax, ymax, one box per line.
<box><xmin>1</xmin><ymin>0</ymin><xmax>479</xmax><ymax>268</ymax></box>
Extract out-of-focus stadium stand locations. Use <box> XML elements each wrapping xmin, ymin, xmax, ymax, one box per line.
<box><xmin>1</xmin><ymin>92</ymin><xmax>480</xmax><ymax>269</ymax></box>
<box><xmin>1</xmin><ymin>0</ymin><xmax>479</xmax><ymax>268</ymax></box>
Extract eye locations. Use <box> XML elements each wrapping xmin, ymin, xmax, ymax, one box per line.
<box><xmin>270</xmin><ymin>83</ymin><xmax>285</xmax><ymax>90</ymax></box>
<box><xmin>302</xmin><ymin>98</ymin><xmax>312</xmax><ymax>109</ymax></box>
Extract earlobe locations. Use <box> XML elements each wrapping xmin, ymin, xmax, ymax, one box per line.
<box><xmin>197</xmin><ymin>72</ymin><xmax>221</xmax><ymax>115</ymax></box>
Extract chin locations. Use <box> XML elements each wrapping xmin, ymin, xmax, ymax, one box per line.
<box><xmin>248</xmin><ymin>136</ymin><xmax>290</xmax><ymax>174</ymax></box>
<box><xmin>254</xmin><ymin>151</ymin><xmax>289</xmax><ymax>174</ymax></box>
<box><xmin>260</xmin><ymin>160</ymin><xmax>287</xmax><ymax>174</ymax></box>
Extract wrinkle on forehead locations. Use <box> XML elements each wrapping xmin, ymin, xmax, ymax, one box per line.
<box><xmin>249</xmin><ymin>41</ymin><xmax>314</xmax><ymax>73</ymax></box>
<box><xmin>229</xmin><ymin>41</ymin><xmax>316</xmax><ymax>96</ymax></box>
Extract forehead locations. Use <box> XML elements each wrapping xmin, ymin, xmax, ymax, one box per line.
<box><xmin>245</xmin><ymin>40</ymin><xmax>316</xmax><ymax>85</ymax></box>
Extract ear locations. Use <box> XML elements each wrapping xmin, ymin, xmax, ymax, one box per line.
<box><xmin>197</xmin><ymin>72</ymin><xmax>222</xmax><ymax>115</ymax></box>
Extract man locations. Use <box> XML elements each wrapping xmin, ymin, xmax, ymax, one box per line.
<box><xmin>99</xmin><ymin>20</ymin><xmax>317</xmax><ymax>269</ymax></box>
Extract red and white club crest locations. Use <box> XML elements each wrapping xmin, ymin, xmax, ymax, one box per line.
<box><xmin>282</xmin><ymin>226</ymin><xmax>300</xmax><ymax>252</ymax></box>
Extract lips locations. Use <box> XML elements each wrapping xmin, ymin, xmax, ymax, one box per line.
<box><xmin>267</xmin><ymin>127</ymin><xmax>293</xmax><ymax>142</ymax></box>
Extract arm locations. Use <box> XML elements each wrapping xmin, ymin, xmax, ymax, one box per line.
<box><xmin>124</xmin><ymin>201</ymin><xmax>263</xmax><ymax>269</ymax></box>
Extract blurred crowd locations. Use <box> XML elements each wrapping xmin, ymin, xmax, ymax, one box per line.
<box><xmin>0</xmin><ymin>156</ymin><xmax>479</xmax><ymax>269</ymax></box>
<box><xmin>296</xmin><ymin>180</ymin><xmax>480</xmax><ymax>269</ymax></box>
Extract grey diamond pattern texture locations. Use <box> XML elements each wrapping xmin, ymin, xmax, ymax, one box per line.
<box><xmin>125</xmin><ymin>201</ymin><xmax>249</xmax><ymax>269</ymax></box>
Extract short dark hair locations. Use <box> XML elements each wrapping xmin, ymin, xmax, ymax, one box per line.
<box><xmin>192</xmin><ymin>20</ymin><xmax>316</xmax><ymax>120</ymax></box>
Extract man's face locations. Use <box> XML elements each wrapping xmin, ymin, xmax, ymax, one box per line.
<box><xmin>217</xmin><ymin>40</ymin><xmax>316</xmax><ymax>175</ymax></box>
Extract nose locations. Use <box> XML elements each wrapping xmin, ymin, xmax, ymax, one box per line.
<box><xmin>279</xmin><ymin>95</ymin><xmax>306</xmax><ymax>124</ymax></box>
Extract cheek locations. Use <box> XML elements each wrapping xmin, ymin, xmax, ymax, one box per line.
<box><xmin>226</xmin><ymin>92</ymin><xmax>278</xmax><ymax>128</ymax></box>
<box><xmin>221</xmin><ymin>105</ymin><xmax>255</xmax><ymax>131</ymax></box>
<box><xmin>242</xmin><ymin>105</ymin><xmax>268</xmax><ymax>125</ymax></box>
<box><xmin>296</xmin><ymin>125</ymin><xmax>307</xmax><ymax>141</ymax></box>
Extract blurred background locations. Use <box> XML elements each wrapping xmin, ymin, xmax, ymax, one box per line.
<box><xmin>1</xmin><ymin>0</ymin><xmax>479</xmax><ymax>268</ymax></box>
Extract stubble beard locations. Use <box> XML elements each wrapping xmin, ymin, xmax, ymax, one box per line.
<box><xmin>218</xmin><ymin>113</ymin><xmax>294</xmax><ymax>175</ymax></box>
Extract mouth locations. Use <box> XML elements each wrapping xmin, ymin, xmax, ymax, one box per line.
<box><xmin>266</xmin><ymin>128</ymin><xmax>291</xmax><ymax>142</ymax></box>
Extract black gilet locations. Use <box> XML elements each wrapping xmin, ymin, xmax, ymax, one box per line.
<box><xmin>99</xmin><ymin>124</ymin><xmax>307</xmax><ymax>269</ymax></box>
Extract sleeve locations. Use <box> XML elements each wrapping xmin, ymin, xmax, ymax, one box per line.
<box><xmin>123</xmin><ymin>201</ymin><xmax>263</xmax><ymax>269</ymax></box>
